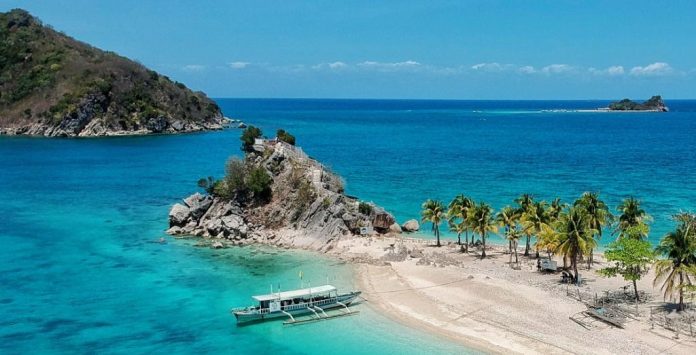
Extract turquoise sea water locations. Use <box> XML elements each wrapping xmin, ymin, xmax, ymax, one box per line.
<box><xmin>1</xmin><ymin>99</ymin><xmax>695</xmax><ymax>353</ymax></box>
<box><xmin>219</xmin><ymin>99</ymin><xmax>696</xmax><ymax>245</ymax></box>
<box><xmin>0</xmin><ymin>130</ymin><xmax>472</xmax><ymax>354</ymax></box>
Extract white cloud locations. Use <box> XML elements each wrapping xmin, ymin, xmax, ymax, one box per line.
<box><xmin>470</xmin><ymin>62</ymin><xmax>514</xmax><ymax>72</ymax></box>
<box><xmin>312</xmin><ymin>61</ymin><xmax>348</xmax><ymax>70</ymax></box>
<box><xmin>518</xmin><ymin>65</ymin><xmax>536</xmax><ymax>74</ymax></box>
<box><xmin>541</xmin><ymin>64</ymin><xmax>573</xmax><ymax>74</ymax></box>
<box><xmin>228</xmin><ymin>61</ymin><xmax>250</xmax><ymax>69</ymax></box>
<box><xmin>357</xmin><ymin>60</ymin><xmax>421</xmax><ymax>71</ymax></box>
<box><xmin>629</xmin><ymin>62</ymin><xmax>672</xmax><ymax>76</ymax></box>
<box><xmin>182</xmin><ymin>64</ymin><xmax>205</xmax><ymax>72</ymax></box>
<box><xmin>607</xmin><ymin>65</ymin><xmax>625</xmax><ymax>76</ymax></box>
<box><xmin>588</xmin><ymin>65</ymin><xmax>624</xmax><ymax>76</ymax></box>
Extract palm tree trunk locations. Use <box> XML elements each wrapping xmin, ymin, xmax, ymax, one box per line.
<box><xmin>679</xmin><ymin>272</ymin><xmax>684</xmax><ymax>311</ymax></box>
<box><xmin>632</xmin><ymin>279</ymin><xmax>640</xmax><ymax>302</ymax></box>
<box><xmin>481</xmin><ymin>232</ymin><xmax>486</xmax><ymax>259</ymax></box>
<box><xmin>436</xmin><ymin>226</ymin><xmax>441</xmax><ymax>247</ymax></box>
<box><xmin>509</xmin><ymin>239</ymin><xmax>512</xmax><ymax>254</ymax></box>
<box><xmin>509</xmin><ymin>243</ymin><xmax>513</xmax><ymax>266</ymax></box>
<box><xmin>514</xmin><ymin>241</ymin><xmax>519</xmax><ymax>266</ymax></box>
<box><xmin>572</xmin><ymin>253</ymin><xmax>579</xmax><ymax>284</ymax></box>
<box><xmin>457</xmin><ymin>232</ymin><xmax>461</xmax><ymax>245</ymax></box>
<box><xmin>465</xmin><ymin>230</ymin><xmax>469</xmax><ymax>252</ymax></box>
<box><xmin>524</xmin><ymin>236</ymin><xmax>530</xmax><ymax>256</ymax></box>
<box><xmin>588</xmin><ymin>248</ymin><xmax>593</xmax><ymax>269</ymax></box>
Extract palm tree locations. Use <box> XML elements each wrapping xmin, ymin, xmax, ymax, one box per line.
<box><xmin>506</xmin><ymin>227</ymin><xmax>523</xmax><ymax>268</ymax></box>
<box><xmin>547</xmin><ymin>197</ymin><xmax>567</xmax><ymax>220</ymax></box>
<box><xmin>654</xmin><ymin>213</ymin><xmax>696</xmax><ymax>311</ymax></box>
<box><xmin>449</xmin><ymin>221</ymin><xmax>468</xmax><ymax>253</ymax></box>
<box><xmin>469</xmin><ymin>202</ymin><xmax>497</xmax><ymax>259</ymax></box>
<box><xmin>515</xmin><ymin>194</ymin><xmax>535</xmax><ymax>256</ymax></box>
<box><xmin>447</xmin><ymin>194</ymin><xmax>474</xmax><ymax>249</ymax></box>
<box><xmin>421</xmin><ymin>199</ymin><xmax>446</xmax><ymax>247</ymax></box>
<box><xmin>496</xmin><ymin>205</ymin><xmax>520</xmax><ymax>255</ymax></box>
<box><xmin>537</xmin><ymin>224</ymin><xmax>561</xmax><ymax>261</ymax></box>
<box><xmin>556</xmin><ymin>207</ymin><xmax>597</xmax><ymax>283</ymax></box>
<box><xmin>521</xmin><ymin>201</ymin><xmax>550</xmax><ymax>258</ymax></box>
<box><xmin>575</xmin><ymin>192</ymin><xmax>613</xmax><ymax>269</ymax></box>
<box><xmin>615</xmin><ymin>197</ymin><xmax>651</xmax><ymax>240</ymax></box>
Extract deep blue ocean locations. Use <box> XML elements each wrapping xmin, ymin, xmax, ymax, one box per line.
<box><xmin>1</xmin><ymin>99</ymin><xmax>695</xmax><ymax>353</ymax></box>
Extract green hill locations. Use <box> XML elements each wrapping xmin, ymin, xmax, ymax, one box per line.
<box><xmin>0</xmin><ymin>9</ymin><xmax>225</xmax><ymax>137</ymax></box>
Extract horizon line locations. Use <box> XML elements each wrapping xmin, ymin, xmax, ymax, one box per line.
<box><xmin>211</xmin><ymin>97</ymin><xmax>696</xmax><ymax>101</ymax></box>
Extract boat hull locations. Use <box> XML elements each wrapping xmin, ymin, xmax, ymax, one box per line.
<box><xmin>234</xmin><ymin>291</ymin><xmax>361</xmax><ymax>324</ymax></box>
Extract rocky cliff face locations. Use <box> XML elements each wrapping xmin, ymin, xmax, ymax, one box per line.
<box><xmin>0</xmin><ymin>9</ymin><xmax>226</xmax><ymax>137</ymax></box>
<box><xmin>167</xmin><ymin>142</ymin><xmax>399</xmax><ymax>252</ymax></box>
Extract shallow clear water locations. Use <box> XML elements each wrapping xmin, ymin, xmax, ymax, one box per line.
<box><xmin>0</xmin><ymin>132</ymin><xmax>474</xmax><ymax>354</ymax></box>
<box><xmin>2</xmin><ymin>99</ymin><xmax>695</xmax><ymax>353</ymax></box>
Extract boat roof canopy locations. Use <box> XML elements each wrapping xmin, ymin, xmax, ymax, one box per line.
<box><xmin>252</xmin><ymin>285</ymin><xmax>336</xmax><ymax>302</ymax></box>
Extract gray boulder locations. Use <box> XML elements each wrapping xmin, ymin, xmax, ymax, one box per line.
<box><xmin>184</xmin><ymin>193</ymin><xmax>213</xmax><ymax>218</ymax></box>
<box><xmin>389</xmin><ymin>223</ymin><xmax>402</xmax><ymax>233</ymax></box>
<box><xmin>402</xmin><ymin>219</ymin><xmax>420</xmax><ymax>232</ymax></box>
<box><xmin>169</xmin><ymin>203</ymin><xmax>191</xmax><ymax>226</ymax></box>
<box><xmin>372</xmin><ymin>211</ymin><xmax>396</xmax><ymax>232</ymax></box>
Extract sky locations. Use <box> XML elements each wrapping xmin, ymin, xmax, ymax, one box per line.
<box><xmin>3</xmin><ymin>0</ymin><xmax>696</xmax><ymax>99</ymax></box>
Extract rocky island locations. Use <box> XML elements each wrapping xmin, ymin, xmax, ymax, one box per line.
<box><xmin>167</xmin><ymin>127</ymin><xmax>407</xmax><ymax>252</ymax></box>
<box><xmin>0</xmin><ymin>9</ymin><xmax>226</xmax><ymax>137</ymax></box>
<box><xmin>607</xmin><ymin>95</ymin><xmax>668</xmax><ymax>112</ymax></box>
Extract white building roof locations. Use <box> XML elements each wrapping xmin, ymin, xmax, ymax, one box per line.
<box><xmin>252</xmin><ymin>285</ymin><xmax>336</xmax><ymax>302</ymax></box>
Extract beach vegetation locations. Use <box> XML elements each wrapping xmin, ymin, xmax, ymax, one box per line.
<box><xmin>615</xmin><ymin>197</ymin><xmax>651</xmax><ymax>240</ymax></box>
<box><xmin>515</xmin><ymin>194</ymin><xmax>535</xmax><ymax>256</ymax></box>
<box><xmin>468</xmin><ymin>202</ymin><xmax>497</xmax><ymax>258</ymax></box>
<box><xmin>421</xmin><ymin>199</ymin><xmax>446</xmax><ymax>247</ymax></box>
<box><xmin>448</xmin><ymin>194</ymin><xmax>474</xmax><ymax>252</ymax></box>
<box><xmin>495</xmin><ymin>205</ymin><xmax>521</xmax><ymax>260</ymax></box>
<box><xmin>599</xmin><ymin>237</ymin><xmax>654</xmax><ymax>301</ymax></box>
<box><xmin>574</xmin><ymin>192</ymin><xmax>613</xmax><ymax>268</ymax></box>
<box><xmin>653</xmin><ymin>213</ymin><xmax>696</xmax><ymax>311</ymax></box>
<box><xmin>555</xmin><ymin>206</ymin><xmax>597</xmax><ymax>283</ymax></box>
<box><xmin>521</xmin><ymin>201</ymin><xmax>551</xmax><ymax>259</ymax></box>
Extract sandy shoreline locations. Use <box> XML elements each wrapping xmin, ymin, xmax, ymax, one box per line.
<box><xmin>332</xmin><ymin>236</ymin><xmax>695</xmax><ymax>354</ymax></box>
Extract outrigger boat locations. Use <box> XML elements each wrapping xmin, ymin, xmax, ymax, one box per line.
<box><xmin>231</xmin><ymin>285</ymin><xmax>361</xmax><ymax>325</ymax></box>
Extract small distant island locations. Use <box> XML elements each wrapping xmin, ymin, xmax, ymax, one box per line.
<box><xmin>0</xmin><ymin>9</ymin><xmax>226</xmax><ymax>137</ymax></box>
<box><xmin>606</xmin><ymin>95</ymin><xmax>668</xmax><ymax>112</ymax></box>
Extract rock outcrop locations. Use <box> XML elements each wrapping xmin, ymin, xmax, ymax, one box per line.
<box><xmin>167</xmin><ymin>141</ymin><xmax>397</xmax><ymax>252</ymax></box>
<box><xmin>607</xmin><ymin>95</ymin><xmax>668</xmax><ymax>112</ymax></box>
<box><xmin>402</xmin><ymin>219</ymin><xmax>420</xmax><ymax>232</ymax></box>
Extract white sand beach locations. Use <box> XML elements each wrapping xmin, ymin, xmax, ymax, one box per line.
<box><xmin>332</xmin><ymin>236</ymin><xmax>696</xmax><ymax>354</ymax></box>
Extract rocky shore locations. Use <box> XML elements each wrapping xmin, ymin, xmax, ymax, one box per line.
<box><xmin>0</xmin><ymin>115</ymin><xmax>230</xmax><ymax>137</ymax></box>
<box><xmin>167</xmin><ymin>141</ymin><xmax>410</xmax><ymax>251</ymax></box>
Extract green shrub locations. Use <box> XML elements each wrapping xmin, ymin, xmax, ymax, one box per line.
<box><xmin>277</xmin><ymin>129</ymin><xmax>296</xmax><ymax>145</ymax></box>
<box><xmin>240</xmin><ymin>125</ymin><xmax>262</xmax><ymax>152</ymax></box>
<box><xmin>224</xmin><ymin>157</ymin><xmax>247</xmax><ymax>193</ymax></box>
<box><xmin>358</xmin><ymin>202</ymin><xmax>373</xmax><ymax>216</ymax></box>
<box><xmin>247</xmin><ymin>166</ymin><xmax>272</xmax><ymax>201</ymax></box>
